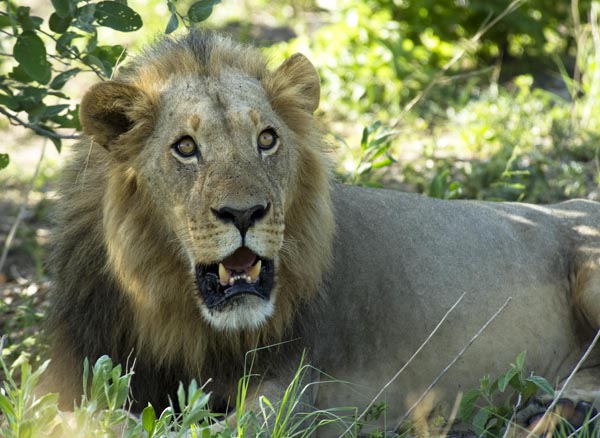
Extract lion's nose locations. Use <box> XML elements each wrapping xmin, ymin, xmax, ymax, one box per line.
<box><xmin>212</xmin><ymin>204</ymin><xmax>270</xmax><ymax>238</ymax></box>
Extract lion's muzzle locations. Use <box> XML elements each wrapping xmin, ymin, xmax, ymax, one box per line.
<box><xmin>195</xmin><ymin>246</ymin><xmax>274</xmax><ymax>310</ymax></box>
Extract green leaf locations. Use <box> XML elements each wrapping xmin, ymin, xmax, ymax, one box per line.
<box><xmin>94</xmin><ymin>1</ymin><xmax>142</xmax><ymax>32</ymax></box>
<box><xmin>44</xmin><ymin>128</ymin><xmax>62</xmax><ymax>152</ymax></box>
<box><xmin>0</xmin><ymin>94</ymin><xmax>20</xmax><ymax>111</ymax></box>
<box><xmin>497</xmin><ymin>368</ymin><xmax>518</xmax><ymax>392</ymax></box>
<box><xmin>50</xmin><ymin>107</ymin><xmax>80</xmax><ymax>130</ymax></box>
<box><xmin>56</xmin><ymin>32</ymin><xmax>82</xmax><ymax>55</ymax></box>
<box><xmin>188</xmin><ymin>0</ymin><xmax>221</xmax><ymax>23</ymax></box>
<box><xmin>74</xmin><ymin>3</ymin><xmax>96</xmax><ymax>32</ymax></box>
<box><xmin>0</xmin><ymin>15</ymin><xmax>13</xmax><ymax>28</ymax></box>
<box><xmin>360</xmin><ymin>126</ymin><xmax>369</xmax><ymax>151</ymax></box>
<box><xmin>515</xmin><ymin>351</ymin><xmax>526</xmax><ymax>371</ymax></box>
<box><xmin>50</xmin><ymin>68</ymin><xmax>82</xmax><ymax>90</ymax></box>
<box><xmin>177</xmin><ymin>382</ymin><xmax>186</xmax><ymax>411</ymax></box>
<box><xmin>42</xmin><ymin>104</ymin><xmax>70</xmax><ymax>118</ymax></box>
<box><xmin>83</xmin><ymin>54</ymin><xmax>111</xmax><ymax>77</ymax></box>
<box><xmin>27</xmin><ymin>103</ymin><xmax>48</xmax><ymax>122</ymax></box>
<box><xmin>458</xmin><ymin>388</ymin><xmax>481</xmax><ymax>422</ymax></box>
<box><xmin>0</xmin><ymin>154</ymin><xmax>9</xmax><ymax>171</ymax></box>
<box><xmin>525</xmin><ymin>376</ymin><xmax>554</xmax><ymax>396</ymax></box>
<box><xmin>9</xmin><ymin>65</ymin><xmax>35</xmax><ymax>83</ymax></box>
<box><xmin>372</xmin><ymin>157</ymin><xmax>393</xmax><ymax>169</ymax></box>
<box><xmin>92</xmin><ymin>45</ymin><xmax>126</xmax><ymax>66</ymax></box>
<box><xmin>142</xmin><ymin>404</ymin><xmax>156</xmax><ymax>434</ymax></box>
<box><xmin>14</xmin><ymin>31</ymin><xmax>51</xmax><ymax>84</ymax></box>
<box><xmin>472</xmin><ymin>408</ymin><xmax>491</xmax><ymax>437</ymax></box>
<box><xmin>17</xmin><ymin>87</ymin><xmax>46</xmax><ymax>111</ymax></box>
<box><xmin>165</xmin><ymin>13</ymin><xmax>179</xmax><ymax>34</ymax></box>
<box><xmin>16</xmin><ymin>7</ymin><xmax>42</xmax><ymax>31</ymax></box>
<box><xmin>49</xmin><ymin>12</ymin><xmax>72</xmax><ymax>33</ymax></box>
<box><xmin>51</xmin><ymin>0</ymin><xmax>72</xmax><ymax>18</ymax></box>
<box><xmin>479</xmin><ymin>375</ymin><xmax>491</xmax><ymax>392</ymax></box>
<box><xmin>0</xmin><ymin>391</ymin><xmax>15</xmax><ymax>418</ymax></box>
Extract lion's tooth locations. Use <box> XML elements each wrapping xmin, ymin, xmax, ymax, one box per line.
<box><xmin>219</xmin><ymin>263</ymin><xmax>230</xmax><ymax>285</ymax></box>
<box><xmin>249</xmin><ymin>260</ymin><xmax>262</xmax><ymax>282</ymax></box>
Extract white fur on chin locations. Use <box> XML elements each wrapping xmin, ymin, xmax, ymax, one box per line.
<box><xmin>201</xmin><ymin>296</ymin><xmax>275</xmax><ymax>331</ymax></box>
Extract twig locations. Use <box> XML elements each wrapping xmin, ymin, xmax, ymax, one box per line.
<box><xmin>395</xmin><ymin>296</ymin><xmax>513</xmax><ymax>430</ymax></box>
<box><xmin>0</xmin><ymin>139</ymin><xmax>47</xmax><ymax>274</ymax></box>
<box><xmin>526</xmin><ymin>327</ymin><xmax>600</xmax><ymax>438</ymax></box>
<box><xmin>338</xmin><ymin>292</ymin><xmax>466</xmax><ymax>438</ymax></box>
<box><xmin>441</xmin><ymin>392</ymin><xmax>464</xmax><ymax>438</ymax></box>
<box><xmin>0</xmin><ymin>107</ymin><xmax>80</xmax><ymax>140</ymax></box>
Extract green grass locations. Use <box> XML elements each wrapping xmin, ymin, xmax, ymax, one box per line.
<box><xmin>0</xmin><ymin>351</ymin><xmax>359</xmax><ymax>438</ymax></box>
<box><xmin>3</xmin><ymin>350</ymin><xmax>598</xmax><ymax>438</ymax></box>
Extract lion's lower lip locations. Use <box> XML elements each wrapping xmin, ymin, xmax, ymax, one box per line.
<box><xmin>195</xmin><ymin>258</ymin><xmax>274</xmax><ymax>310</ymax></box>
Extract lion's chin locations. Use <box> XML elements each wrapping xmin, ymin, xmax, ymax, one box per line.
<box><xmin>199</xmin><ymin>297</ymin><xmax>275</xmax><ymax>330</ymax></box>
<box><xmin>194</xmin><ymin>248</ymin><xmax>275</xmax><ymax>329</ymax></box>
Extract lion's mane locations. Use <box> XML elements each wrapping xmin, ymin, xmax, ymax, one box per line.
<box><xmin>46</xmin><ymin>31</ymin><xmax>334</xmax><ymax>410</ymax></box>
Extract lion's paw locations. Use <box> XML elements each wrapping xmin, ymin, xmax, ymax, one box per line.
<box><xmin>513</xmin><ymin>397</ymin><xmax>598</xmax><ymax>437</ymax></box>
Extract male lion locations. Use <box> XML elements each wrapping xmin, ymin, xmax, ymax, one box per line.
<box><xmin>46</xmin><ymin>31</ymin><xmax>600</xmax><ymax>436</ymax></box>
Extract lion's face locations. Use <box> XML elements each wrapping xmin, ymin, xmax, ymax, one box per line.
<box><xmin>78</xmin><ymin>40</ymin><xmax>327</xmax><ymax>332</ymax></box>
<box><xmin>138</xmin><ymin>71</ymin><xmax>298</xmax><ymax>329</ymax></box>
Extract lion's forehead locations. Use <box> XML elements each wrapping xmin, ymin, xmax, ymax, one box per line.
<box><xmin>160</xmin><ymin>72</ymin><xmax>271</xmax><ymax>117</ymax></box>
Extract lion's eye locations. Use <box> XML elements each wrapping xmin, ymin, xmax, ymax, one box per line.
<box><xmin>172</xmin><ymin>136</ymin><xmax>198</xmax><ymax>159</ymax></box>
<box><xmin>257</xmin><ymin>128</ymin><xmax>278</xmax><ymax>151</ymax></box>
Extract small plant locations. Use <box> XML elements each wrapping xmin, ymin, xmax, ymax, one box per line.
<box><xmin>65</xmin><ymin>355</ymin><xmax>135</xmax><ymax>435</ymax></box>
<box><xmin>0</xmin><ymin>344</ymin><xmax>59</xmax><ymax>437</ymax></box>
<box><xmin>459</xmin><ymin>351</ymin><xmax>554</xmax><ymax>438</ymax></box>
<box><xmin>340</xmin><ymin>121</ymin><xmax>397</xmax><ymax>187</ymax></box>
<box><xmin>355</xmin><ymin>401</ymin><xmax>387</xmax><ymax>438</ymax></box>
<box><xmin>131</xmin><ymin>379</ymin><xmax>216</xmax><ymax>438</ymax></box>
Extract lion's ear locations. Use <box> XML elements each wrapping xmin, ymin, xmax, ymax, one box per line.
<box><xmin>79</xmin><ymin>81</ymin><xmax>153</xmax><ymax>149</ymax></box>
<box><xmin>265</xmin><ymin>53</ymin><xmax>320</xmax><ymax>114</ymax></box>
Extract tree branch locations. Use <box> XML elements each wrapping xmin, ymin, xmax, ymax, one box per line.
<box><xmin>0</xmin><ymin>107</ymin><xmax>81</xmax><ymax>140</ymax></box>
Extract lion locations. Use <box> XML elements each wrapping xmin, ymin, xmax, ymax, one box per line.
<box><xmin>44</xmin><ymin>30</ymin><xmax>600</xmax><ymax>436</ymax></box>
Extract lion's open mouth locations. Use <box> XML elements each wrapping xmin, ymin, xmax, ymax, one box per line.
<box><xmin>195</xmin><ymin>247</ymin><xmax>274</xmax><ymax>310</ymax></box>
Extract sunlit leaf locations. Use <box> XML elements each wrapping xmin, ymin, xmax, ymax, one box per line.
<box><xmin>142</xmin><ymin>404</ymin><xmax>156</xmax><ymax>433</ymax></box>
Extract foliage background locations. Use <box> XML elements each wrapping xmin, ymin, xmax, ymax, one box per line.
<box><xmin>1</xmin><ymin>0</ymin><xmax>600</xmax><ymax>435</ymax></box>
